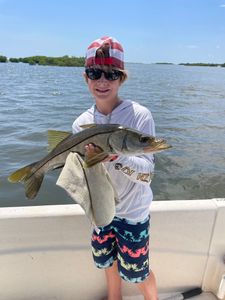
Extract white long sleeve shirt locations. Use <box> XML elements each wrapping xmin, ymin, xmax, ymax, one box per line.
<box><xmin>72</xmin><ymin>100</ymin><xmax>155</xmax><ymax>222</ymax></box>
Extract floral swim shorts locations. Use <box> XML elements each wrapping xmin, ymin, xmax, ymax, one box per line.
<box><xmin>91</xmin><ymin>216</ymin><xmax>150</xmax><ymax>283</ymax></box>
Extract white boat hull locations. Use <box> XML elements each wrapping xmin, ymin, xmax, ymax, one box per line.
<box><xmin>0</xmin><ymin>199</ymin><xmax>224</xmax><ymax>300</ymax></box>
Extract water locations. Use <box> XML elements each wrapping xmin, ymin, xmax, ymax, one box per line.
<box><xmin>1</xmin><ymin>62</ymin><xmax>225</xmax><ymax>207</ymax></box>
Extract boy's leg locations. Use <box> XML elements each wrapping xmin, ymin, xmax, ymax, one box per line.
<box><xmin>115</xmin><ymin>216</ymin><xmax>157</xmax><ymax>299</ymax></box>
<box><xmin>104</xmin><ymin>260</ymin><xmax>122</xmax><ymax>300</ymax></box>
<box><xmin>137</xmin><ymin>270</ymin><xmax>158</xmax><ymax>300</ymax></box>
<box><xmin>91</xmin><ymin>221</ymin><xmax>121</xmax><ymax>300</ymax></box>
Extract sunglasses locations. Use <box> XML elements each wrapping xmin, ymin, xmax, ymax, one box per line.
<box><xmin>85</xmin><ymin>68</ymin><xmax>123</xmax><ymax>81</ymax></box>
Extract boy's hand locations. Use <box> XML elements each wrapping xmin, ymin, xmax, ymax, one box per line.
<box><xmin>84</xmin><ymin>143</ymin><xmax>118</xmax><ymax>162</ymax></box>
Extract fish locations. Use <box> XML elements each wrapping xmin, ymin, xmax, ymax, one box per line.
<box><xmin>8</xmin><ymin>124</ymin><xmax>171</xmax><ymax>199</ymax></box>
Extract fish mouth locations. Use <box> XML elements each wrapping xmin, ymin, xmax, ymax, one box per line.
<box><xmin>143</xmin><ymin>139</ymin><xmax>172</xmax><ymax>153</ymax></box>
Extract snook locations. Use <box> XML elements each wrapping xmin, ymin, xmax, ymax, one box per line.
<box><xmin>8</xmin><ymin>124</ymin><xmax>171</xmax><ymax>199</ymax></box>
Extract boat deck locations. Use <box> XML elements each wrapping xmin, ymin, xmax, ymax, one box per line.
<box><xmin>125</xmin><ymin>291</ymin><xmax>217</xmax><ymax>300</ymax></box>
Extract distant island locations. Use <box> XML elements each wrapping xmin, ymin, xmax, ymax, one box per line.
<box><xmin>0</xmin><ymin>55</ymin><xmax>85</xmax><ymax>67</ymax></box>
<box><xmin>155</xmin><ymin>62</ymin><xmax>225</xmax><ymax>67</ymax></box>
<box><xmin>179</xmin><ymin>62</ymin><xmax>225</xmax><ymax>67</ymax></box>
<box><xmin>155</xmin><ymin>62</ymin><xmax>174</xmax><ymax>65</ymax></box>
<box><xmin>0</xmin><ymin>55</ymin><xmax>225</xmax><ymax>67</ymax></box>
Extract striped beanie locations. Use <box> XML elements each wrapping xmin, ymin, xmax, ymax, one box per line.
<box><xmin>85</xmin><ymin>36</ymin><xmax>124</xmax><ymax>70</ymax></box>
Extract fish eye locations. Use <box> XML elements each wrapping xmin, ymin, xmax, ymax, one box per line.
<box><xmin>139</xmin><ymin>136</ymin><xmax>149</xmax><ymax>143</ymax></box>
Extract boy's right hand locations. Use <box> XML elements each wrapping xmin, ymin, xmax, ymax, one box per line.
<box><xmin>84</xmin><ymin>143</ymin><xmax>118</xmax><ymax>162</ymax></box>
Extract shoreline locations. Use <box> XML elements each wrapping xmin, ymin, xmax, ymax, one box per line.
<box><xmin>0</xmin><ymin>55</ymin><xmax>225</xmax><ymax>68</ymax></box>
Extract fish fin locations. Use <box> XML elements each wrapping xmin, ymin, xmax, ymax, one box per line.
<box><xmin>47</xmin><ymin>130</ymin><xmax>71</xmax><ymax>152</ymax></box>
<box><xmin>8</xmin><ymin>162</ymin><xmax>44</xmax><ymax>199</ymax></box>
<box><xmin>84</xmin><ymin>152</ymin><xmax>109</xmax><ymax>167</ymax></box>
<box><xmin>79</xmin><ymin>123</ymin><xmax>97</xmax><ymax>129</ymax></box>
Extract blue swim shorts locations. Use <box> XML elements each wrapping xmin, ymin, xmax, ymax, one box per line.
<box><xmin>91</xmin><ymin>216</ymin><xmax>150</xmax><ymax>283</ymax></box>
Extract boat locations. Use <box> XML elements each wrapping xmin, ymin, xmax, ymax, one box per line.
<box><xmin>0</xmin><ymin>198</ymin><xmax>224</xmax><ymax>300</ymax></box>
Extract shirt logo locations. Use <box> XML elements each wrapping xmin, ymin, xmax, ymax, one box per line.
<box><xmin>114</xmin><ymin>163</ymin><xmax>152</xmax><ymax>183</ymax></box>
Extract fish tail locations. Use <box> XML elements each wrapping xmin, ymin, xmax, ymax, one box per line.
<box><xmin>8</xmin><ymin>162</ymin><xmax>44</xmax><ymax>199</ymax></box>
<box><xmin>24</xmin><ymin>172</ymin><xmax>44</xmax><ymax>199</ymax></box>
<box><xmin>8</xmin><ymin>163</ymin><xmax>35</xmax><ymax>183</ymax></box>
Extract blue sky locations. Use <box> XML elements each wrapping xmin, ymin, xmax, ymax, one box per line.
<box><xmin>0</xmin><ymin>0</ymin><xmax>225</xmax><ymax>64</ymax></box>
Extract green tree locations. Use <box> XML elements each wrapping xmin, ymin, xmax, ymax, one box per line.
<box><xmin>0</xmin><ymin>55</ymin><xmax>7</xmax><ymax>62</ymax></box>
<box><xmin>9</xmin><ymin>58</ymin><xmax>20</xmax><ymax>63</ymax></box>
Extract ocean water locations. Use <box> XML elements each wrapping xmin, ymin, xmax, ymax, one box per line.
<box><xmin>1</xmin><ymin>62</ymin><xmax>225</xmax><ymax>207</ymax></box>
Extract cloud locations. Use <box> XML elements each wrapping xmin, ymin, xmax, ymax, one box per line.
<box><xmin>219</xmin><ymin>4</ymin><xmax>225</xmax><ymax>7</ymax></box>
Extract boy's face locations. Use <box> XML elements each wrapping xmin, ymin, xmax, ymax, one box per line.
<box><xmin>84</xmin><ymin>66</ymin><xmax>123</xmax><ymax>103</ymax></box>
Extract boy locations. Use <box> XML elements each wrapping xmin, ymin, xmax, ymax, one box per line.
<box><xmin>72</xmin><ymin>36</ymin><xmax>158</xmax><ymax>300</ymax></box>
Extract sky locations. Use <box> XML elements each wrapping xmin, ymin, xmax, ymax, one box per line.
<box><xmin>0</xmin><ymin>0</ymin><xmax>225</xmax><ymax>64</ymax></box>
